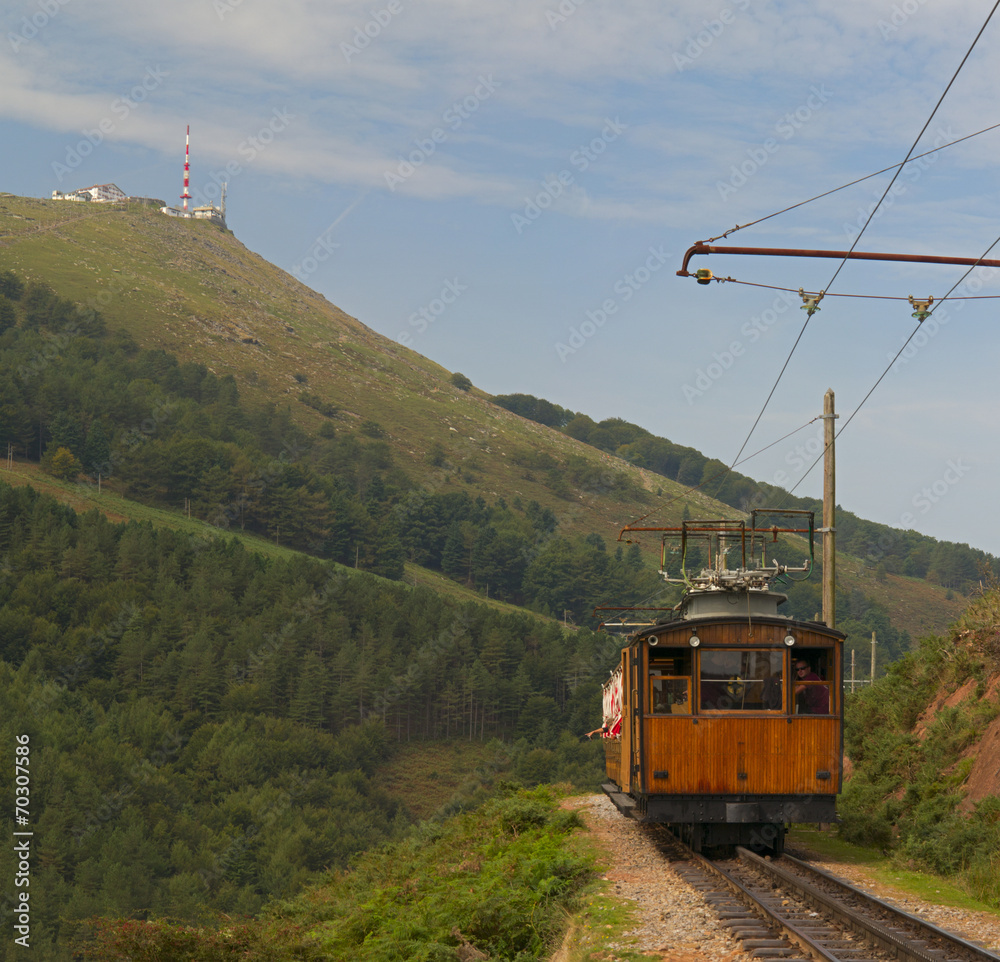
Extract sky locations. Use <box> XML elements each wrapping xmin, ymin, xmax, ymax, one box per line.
<box><xmin>2</xmin><ymin>0</ymin><xmax>1000</xmax><ymax>556</ymax></box>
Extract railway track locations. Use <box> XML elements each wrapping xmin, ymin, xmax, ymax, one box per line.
<box><xmin>653</xmin><ymin>829</ymin><xmax>1000</xmax><ymax>962</ymax></box>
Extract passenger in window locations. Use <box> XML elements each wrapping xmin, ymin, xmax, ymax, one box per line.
<box><xmin>793</xmin><ymin>660</ymin><xmax>829</xmax><ymax>714</ymax></box>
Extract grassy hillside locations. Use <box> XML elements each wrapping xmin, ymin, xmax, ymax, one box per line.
<box><xmin>0</xmin><ymin>192</ymin><xmax>967</xmax><ymax>639</ymax></box>
<box><xmin>0</xmin><ymin>195</ymin><xmax>696</xmax><ymax>538</ymax></box>
<box><xmin>840</xmin><ymin>586</ymin><xmax>1000</xmax><ymax>905</ymax></box>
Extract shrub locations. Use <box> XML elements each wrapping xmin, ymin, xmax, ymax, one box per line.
<box><xmin>837</xmin><ymin>811</ymin><xmax>893</xmax><ymax>851</ymax></box>
<box><xmin>41</xmin><ymin>445</ymin><xmax>82</xmax><ymax>480</ymax></box>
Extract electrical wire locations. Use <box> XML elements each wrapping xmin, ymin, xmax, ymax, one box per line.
<box><xmin>708</xmin><ymin>311</ymin><xmax>815</xmax><ymax>504</ymax></box>
<box><xmin>617</xmin><ymin>7</ymin><xmax>1000</xmax><ymax>590</ymax></box>
<box><xmin>704</xmin><ymin>121</ymin><xmax>1000</xmax><ymax>244</ymax></box>
<box><xmin>782</xmin><ymin>230</ymin><xmax>1000</xmax><ymax>500</ymax></box>
<box><xmin>716</xmin><ymin>0</ymin><xmax>1000</xmax><ymax>509</ymax></box>
<box><xmin>822</xmin><ymin>0</ymin><xmax>1000</xmax><ymax>294</ymax></box>
<box><xmin>623</xmin><ymin>415</ymin><xmax>821</xmax><ymax>531</ymax></box>
<box><xmin>704</xmin><ymin>274</ymin><xmax>1000</xmax><ymax>302</ymax></box>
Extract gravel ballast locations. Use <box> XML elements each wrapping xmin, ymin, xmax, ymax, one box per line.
<box><xmin>567</xmin><ymin>793</ymin><xmax>1000</xmax><ymax>961</ymax></box>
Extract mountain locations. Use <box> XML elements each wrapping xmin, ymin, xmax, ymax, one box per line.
<box><xmin>1</xmin><ymin>189</ymin><xmax>997</xmax><ymax>957</ymax></box>
<box><xmin>0</xmin><ymin>194</ymin><xmax>677</xmax><ymax>538</ymax></box>
<box><xmin>0</xmin><ymin>192</ymin><xmax>979</xmax><ymax>645</ymax></box>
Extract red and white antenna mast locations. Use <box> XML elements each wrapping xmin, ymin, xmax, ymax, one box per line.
<box><xmin>180</xmin><ymin>125</ymin><xmax>192</xmax><ymax>212</ymax></box>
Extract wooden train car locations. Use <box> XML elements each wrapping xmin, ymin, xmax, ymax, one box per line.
<box><xmin>601</xmin><ymin>513</ymin><xmax>844</xmax><ymax>854</ymax></box>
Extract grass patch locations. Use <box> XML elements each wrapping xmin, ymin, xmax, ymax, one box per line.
<box><xmin>788</xmin><ymin>825</ymin><xmax>885</xmax><ymax>867</ymax></box>
<box><xmin>788</xmin><ymin>826</ymin><xmax>1000</xmax><ymax>915</ymax></box>
<box><xmin>378</xmin><ymin>741</ymin><xmax>507</xmax><ymax>821</ymax></box>
<box><xmin>551</xmin><ymin>890</ymin><xmax>646</xmax><ymax>962</ymax></box>
<box><xmin>296</xmin><ymin>786</ymin><xmax>610</xmax><ymax>962</ymax></box>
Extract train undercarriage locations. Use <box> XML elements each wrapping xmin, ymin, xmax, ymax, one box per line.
<box><xmin>601</xmin><ymin>786</ymin><xmax>838</xmax><ymax>856</ymax></box>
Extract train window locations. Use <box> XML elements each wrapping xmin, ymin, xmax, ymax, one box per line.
<box><xmin>650</xmin><ymin>677</ymin><xmax>690</xmax><ymax>714</ymax></box>
<box><xmin>699</xmin><ymin>650</ymin><xmax>783</xmax><ymax>712</ymax></box>
<box><xmin>793</xmin><ymin>653</ymin><xmax>833</xmax><ymax>714</ymax></box>
<box><xmin>648</xmin><ymin>648</ymin><xmax>692</xmax><ymax>715</ymax></box>
<box><xmin>648</xmin><ymin>648</ymin><xmax>692</xmax><ymax>676</ymax></box>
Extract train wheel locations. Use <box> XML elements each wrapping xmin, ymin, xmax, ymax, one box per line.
<box><xmin>746</xmin><ymin>823</ymin><xmax>784</xmax><ymax>857</ymax></box>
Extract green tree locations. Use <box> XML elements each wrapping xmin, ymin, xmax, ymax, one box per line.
<box><xmin>0</xmin><ymin>269</ymin><xmax>25</xmax><ymax>300</ymax></box>
<box><xmin>289</xmin><ymin>650</ymin><xmax>330</xmax><ymax>729</ymax></box>
<box><xmin>42</xmin><ymin>445</ymin><xmax>82</xmax><ymax>480</ymax></box>
<box><xmin>83</xmin><ymin>419</ymin><xmax>111</xmax><ymax>475</ymax></box>
<box><xmin>48</xmin><ymin>411</ymin><xmax>85</xmax><ymax>455</ymax></box>
<box><xmin>0</xmin><ymin>295</ymin><xmax>16</xmax><ymax>333</ymax></box>
<box><xmin>441</xmin><ymin>521</ymin><xmax>476</xmax><ymax>583</ymax></box>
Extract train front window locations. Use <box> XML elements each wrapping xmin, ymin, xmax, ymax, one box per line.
<box><xmin>648</xmin><ymin>648</ymin><xmax>692</xmax><ymax>714</ymax></box>
<box><xmin>699</xmin><ymin>650</ymin><xmax>783</xmax><ymax>712</ymax></box>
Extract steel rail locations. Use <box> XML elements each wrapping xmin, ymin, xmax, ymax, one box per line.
<box><xmin>681</xmin><ymin>846</ymin><xmax>841</xmax><ymax>962</ymax></box>
<box><xmin>677</xmin><ymin>241</ymin><xmax>1000</xmax><ymax>277</ymax></box>
<box><xmin>739</xmin><ymin>847</ymin><xmax>1000</xmax><ymax>962</ymax></box>
<box><xmin>659</xmin><ymin>827</ymin><xmax>1000</xmax><ymax>962</ymax></box>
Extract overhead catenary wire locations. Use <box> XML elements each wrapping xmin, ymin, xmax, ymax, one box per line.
<box><xmin>780</xmin><ymin>229</ymin><xmax>1000</xmax><ymax>502</ymax></box>
<box><xmin>701</xmin><ymin>273</ymin><xmax>1000</xmax><ymax>302</ymax></box>
<box><xmin>617</xmin><ymin>7</ymin><xmax>1000</xmax><ymax>583</ymax></box>
<box><xmin>707</xmin><ymin>310</ymin><xmax>815</xmax><ymax>505</ymax></box>
<box><xmin>704</xmin><ymin>120</ymin><xmax>1000</xmax><ymax>245</ymax></box>
<box><xmin>821</xmin><ymin>0</ymin><xmax>1000</xmax><ymax>294</ymax></box>
<box><xmin>710</xmin><ymin>0</ymin><xmax>1000</xmax><ymax>507</ymax></box>
<box><xmin>623</xmin><ymin>415</ymin><xmax>822</xmax><ymax>532</ymax></box>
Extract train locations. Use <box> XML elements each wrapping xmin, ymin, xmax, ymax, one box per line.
<box><xmin>600</xmin><ymin>511</ymin><xmax>844</xmax><ymax>855</ymax></box>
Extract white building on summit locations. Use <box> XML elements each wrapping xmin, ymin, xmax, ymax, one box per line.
<box><xmin>51</xmin><ymin>183</ymin><xmax>127</xmax><ymax>203</ymax></box>
<box><xmin>48</xmin><ymin>129</ymin><xmax>227</xmax><ymax>228</ymax></box>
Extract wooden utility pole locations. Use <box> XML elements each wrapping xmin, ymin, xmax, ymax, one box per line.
<box><xmin>822</xmin><ymin>389</ymin><xmax>838</xmax><ymax>628</ymax></box>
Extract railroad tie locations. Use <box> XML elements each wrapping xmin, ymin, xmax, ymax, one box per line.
<box><xmin>742</xmin><ymin>939</ymin><xmax>791</xmax><ymax>951</ymax></box>
<box><xmin>747</xmin><ymin>947</ymin><xmax>796</xmax><ymax>959</ymax></box>
<box><xmin>732</xmin><ymin>928</ymin><xmax>774</xmax><ymax>940</ymax></box>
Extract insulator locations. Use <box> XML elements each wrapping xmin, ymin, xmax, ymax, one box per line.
<box><xmin>908</xmin><ymin>295</ymin><xmax>934</xmax><ymax>321</ymax></box>
<box><xmin>798</xmin><ymin>288</ymin><xmax>824</xmax><ymax>315</ymax></box>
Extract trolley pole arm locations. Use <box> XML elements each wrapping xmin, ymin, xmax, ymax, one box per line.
<box><xmin>677</xmin><ymin>242</ymin><xmax>1000</xmax><ymax>278</ymax></box>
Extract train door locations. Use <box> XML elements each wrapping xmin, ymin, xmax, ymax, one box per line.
<box><xmin>618</xmin><ymin>646</ymin><xmax>642</xmax><ymax>795</ymax></box>
<box><xmin>630</xmin><ymin>644</ymin><xmax>643</xmax><ymax>797</ymax></box>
